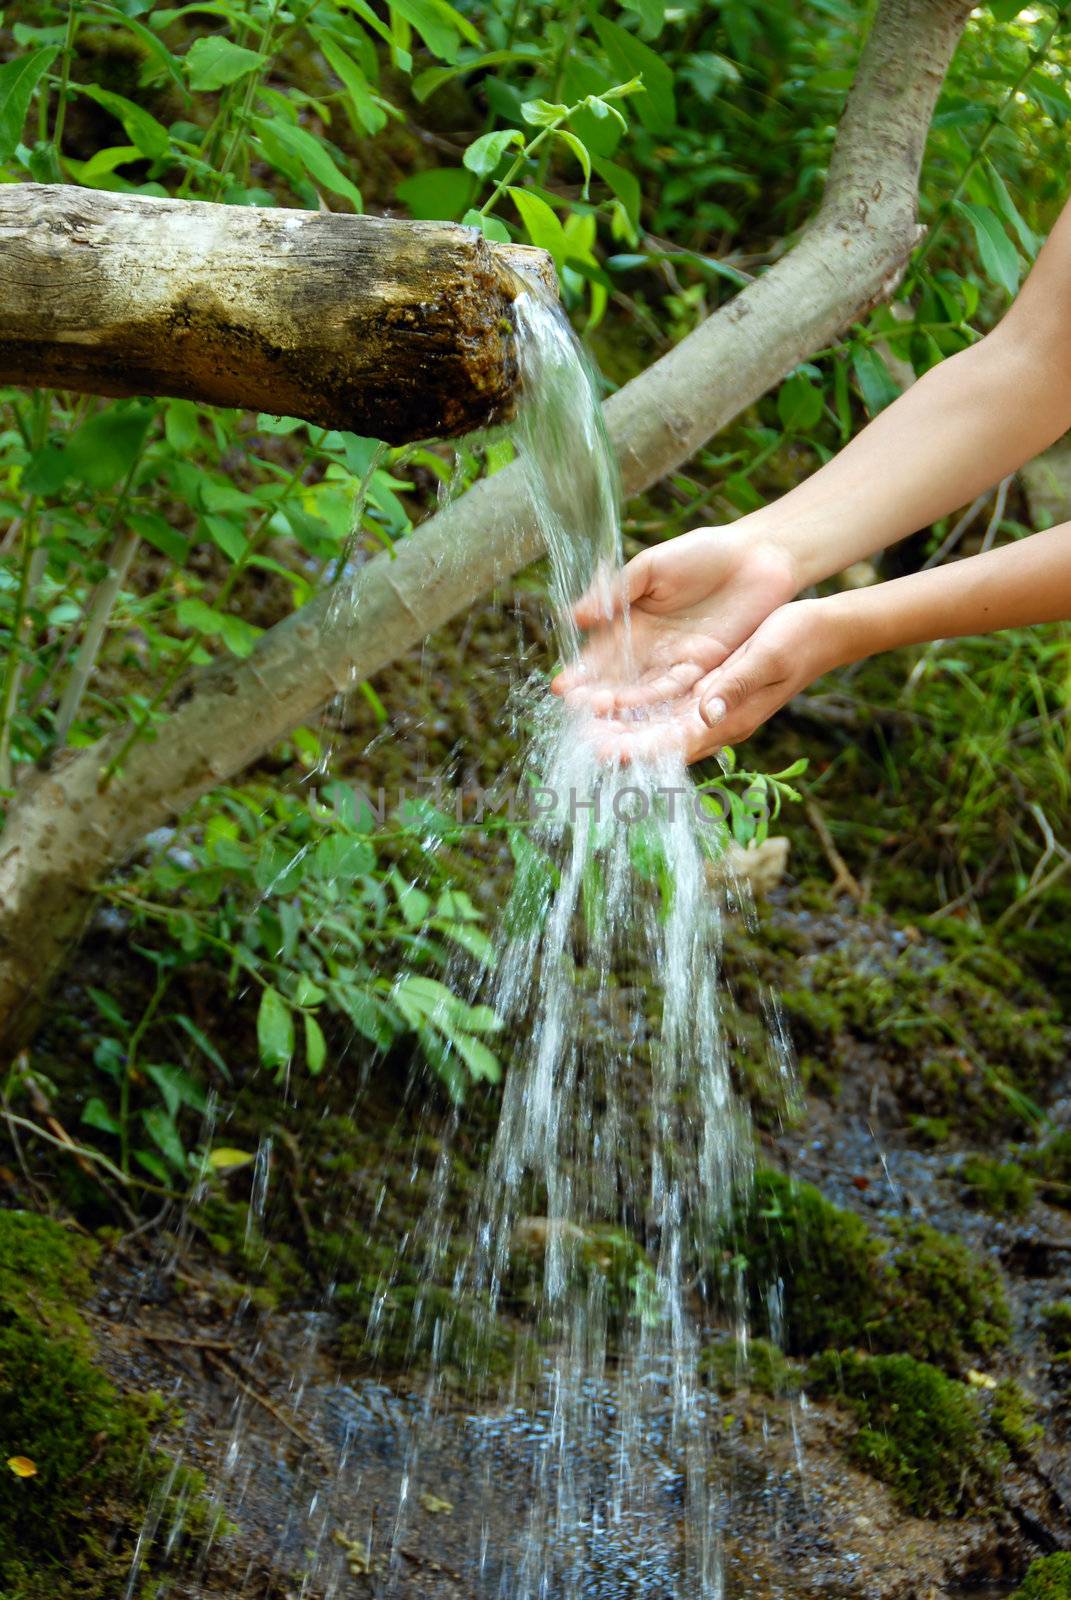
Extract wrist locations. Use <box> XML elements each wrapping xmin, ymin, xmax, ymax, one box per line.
<box><xmin>805</xmin><ymin>591</ymin><xmax>874</xmax><ymax>672</ymax></box>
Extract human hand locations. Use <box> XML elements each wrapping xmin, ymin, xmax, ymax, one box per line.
<box><xmin>549</xmin><ymin>522</ymin><xmax>798</xmax><ymax>715</ymax></box>
<box><xmin>577</xmin><ymin>598</ymin><xmax>844</xmax><ymax>765</ymax></box>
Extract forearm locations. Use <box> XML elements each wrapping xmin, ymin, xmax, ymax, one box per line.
<box><xmin>746</xmin><ymin>334</ymin><xmax>1071</xmax><ymax>590</ymax></box>
<box><xmin>819</xmin><ymin>521</ymin><xmax>1071</xmax><ymax>666</ymax></box>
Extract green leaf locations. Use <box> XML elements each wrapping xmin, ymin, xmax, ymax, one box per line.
<box><xmin>142</xmin><ymin>1106</ymin><xmax>187</xmax><ymax>1170</ymax></box>
<box><xmin>453</xmin><ymin>1031</ymin><xmax>502</xmax><ymax>1084</ymax></box>
<box><xmin>164</xmin><ymin>399</ymin><xmax>201</xmax><ymax>453</ymax></box>
<box><xmin>621</xmin><ymin>0</ymin><xmax>664</xmax><ymax>38</ymax></box>
<box><xmin>0</xmin><ymin>46</ymin><xmax>58</xmax><ymax>163</ymax></box>
<box><xmin>202</xmin><ymin>514</ymin><xmax>248</xmax><ymax>562</ymax></box>
<box><xmin>851</xmin><ymin>345</ymin><xmax>900</xmax><ymax>417</ymax></box>
<box><xmin>304</xmin><ymin>1012</ymin><xmax>327</xmax><ymax>1075</ymax></box>
<box><xmin>555</xmin><ymin>130</ymin><xmax>591</xmax><ymax>193</ymax></box>
<box><xmin>82</xmin><ymin>1098</ymin><xmax>121</xmax><ymax>1136</ymax></box>
<box><xmin>396</xmin><ymin>166</ymin><xmax>476</xmax><ymax>220</ymax></box>
<box><xmin>520</xmin><ymin>97</ymin><xmax>568</xmax><ymax>127</ymax></box>
<box><xmin>94</xmin><ymin>7</ymin><xmax>188</xmax><ymax>93</ymax></box>
<box><xmin>592</xmin><ymin>156</ymin><xmax>641</xmax><ymax>228</ymax></box>
<box><xmin>145</xmin><ymin>1063</ymin><xmax>207</xmax><ymax>1118</ymax></box>
<box><xmin>388</xmin><ymin>0</ymin><xmax>479</xmax><ymax>63</ymax></box>
<box><xmin>507</xmin><ymin>185</ymin><xmax>568</xmax><ymax>265</ymax></box>
<box><xmin>777</xmin><ymin>373</ymin><xmax>824</xmax><ymax>433</ymax></box>
<box><xmin>257</xmin><ymin>985</ymin><xmax>294</xmax><ymax>1072</ymax></box>
<box><xmin>252</xmin><ymin>116</ymin><xmax>363</xmax><ymax>211</ymax></box>
<box><xmin>217</xmin><ymin>613</ymin><xmax>262</xmax><ymax>658</ymax></box>
<box><xmin>462</xmin><ymin>126</ymin><xmax>522</xmax><ymax>177</ymax></box>
<box><xmin>439</xmin><ymin>921</ymin><xmax>495</xmax><ymax>965</ymax></box>
<box><xmin>172</xmin><ymin>1013</ymin><xmax>231</xmax><ymax>1081</ymax></box>
<box><xmin>77</xmin><ymin>83</ymin><xmax>171</xmax><ymax>160</ymax></box>
<box><xmin>176</xmin><ymin>596</ymin><xmax>222</xmax><ymax>635</ymax></box>
<box><xmin>135</xmin><ymin>1149</ymin><xmax>171</xmax><ymax>1185</ymax></box>
<box><xmin>954</xmin><ymin>200</ymin><xmax>1020</xmax><ymax>298</ymax></box>
<box><xmin>184</xmin><ymin>36</ymin><xmax>262</xmax><ymax>90</ymax></box>
<box><xmin>63</xmin><ymin>403</ymin><xmax>154</xmax><ymax>490</ymax></box>
<box><xmin>461</xmin><ymin>207</ymin><xmax>511</xmax><ymax>242</ymax></box>
<box><xmin>982</xmin><ymin>160</ymin><xmax>1038</xmax><ymax>261</ymax></box>
<box><xmin>591</xmin><ymin>18</ymin><xmax>674</xmax><ymax>134</ymax></box>
<box><xmin>412</xmin><ymin>48</ymin><xmax>537</xmax><ymax>102</ymax></box>
<box><xmin>89</xmin><ymin>987</ymin><xmax>129</xmax><ymax>1034</ymax></box>
<box><xmin>390</xmin><ymin>869</ymin><xmax>431</xmax><ymax>926</ymax></box>
<box><xmin>313</xmin><ymin>30</ymin><xmax>387</xmax><ymax>136</ymax></box>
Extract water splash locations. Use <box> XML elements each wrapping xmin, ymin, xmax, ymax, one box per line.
<box><xmin>379</xmin><ymin>291</ymin><xmax>762</xmax><ymax>1597</ymax></box>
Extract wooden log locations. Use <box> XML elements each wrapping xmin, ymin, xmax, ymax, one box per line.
<box><xmin>0</xmin><ymin>184</ymin><xmax>554</xmax><ymax>444</ymax></box>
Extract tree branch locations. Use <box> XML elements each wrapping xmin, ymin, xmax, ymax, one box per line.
<box><xmin>0</xmin><ymin>0</ymin><xmax>973</xmax><ymax>1057</ymax></box>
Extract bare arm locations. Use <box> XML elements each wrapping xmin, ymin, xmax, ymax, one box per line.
<box><xmin>747</xmin><ymin>197</ymin><xmax>1071</xmax><ymax>588</ymax></box>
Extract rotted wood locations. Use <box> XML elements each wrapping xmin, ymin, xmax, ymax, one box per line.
<box><xmin>0</xmin><ymin>184</ymin><xmax>555</xmax><ymax>444</ymax></box>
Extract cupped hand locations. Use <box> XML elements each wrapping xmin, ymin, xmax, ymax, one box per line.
<box><xmin>579</xmin><ymin>598</ymin><xmax>843</xmax><ymax>766</ymax></box>
<box><xmin>550</xmin><ymin>523</ymin><xmax>797</xmax><ymax>716</ymax></box>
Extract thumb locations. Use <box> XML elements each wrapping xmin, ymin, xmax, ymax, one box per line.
<box><xmin>696</xmin><ymin>646</ymin><xmax>762</xmax><ymax>730</ymax></box>
<box><xmin>572</xmin><ymin>550</ymin><xmax>652</xmax><ymax>630</ymax></box>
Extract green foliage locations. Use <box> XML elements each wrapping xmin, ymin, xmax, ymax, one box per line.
<box><xmin>1013</xmin><ymin>1555</ymin><xmax>1071</xmax><ymax>1600</ymax></box>
<box><xmin>807</xmin><ymin>1351</ymin><xmax>1004</xmax><ymax>1518</ymax></box>
<box><xmin>728</xmin><ymin>1170</ymin><xmax>1011</xmax><ymax>1371</ymax></box>
<box><xmin>3</xmin><ymin>0</ymin><xmax>1071</xmax><ymax>1208</ymax></box>
<box><xmin>957</xmin><ymin>1154</ymin><xmax>1036</xmax><ymax>1217</ymax></box>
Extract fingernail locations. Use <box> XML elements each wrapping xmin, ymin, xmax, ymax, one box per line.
<box><xmin>703</xmin><ymin>695</ymin><xmax>726</xmax><ymax>727</ymax></box>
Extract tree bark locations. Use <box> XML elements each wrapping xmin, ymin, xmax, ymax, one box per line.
<box><xmin>0</xmin><ymin>0</ymin><xmax>972</xmax><ymax>1059</ymax></box>
<box><xmin>0</xmin><ymin>185</ymin><xmax>552</xmax><ymax>444</ymax></box>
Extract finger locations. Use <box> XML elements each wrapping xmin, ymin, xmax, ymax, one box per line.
<box><xmin>604</xmin><ymin>632</ymin><xmax>732</xmax><ymax>711</ymax></box>
<box><xmin>572</xmin><ymin>550</ymin><xmax>651</xmax><ymax>630</ymax></box>
<box><xmin>695</xmin><ymin>644</ymin><xmax>783</xmax><ymax>731</ymax></box>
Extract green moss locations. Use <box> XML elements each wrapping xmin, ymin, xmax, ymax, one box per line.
<box><xmin>875</xmin><ymin>1221</ymin><xmax>1011</xmax><ymax>1372</ymax></box>
<box><xmin>729</xmin><ymin>1170</ymin><xmax>883</xmax><ymax>1355</ymax></box>
<box><xmin>729</xmin><ymin>1173</ymin><xmax>1010</xmax><ymax>1371</ymax></box>
<box><xmin>1012</xmin><ymin>1555</ymin><xmax>1071</xmax><ymax>1600</ymax></box>
<box><xmin>807</xmin><ymin>1351</ymin><xmax>1004</xmax><ymax>1518</ymax></box>
<box><xmin>189</xmin><ymin>1196</ymin><xmax>306</xmax><ymax>1306</ymax></box>
<box><xmin>0</xmin><ymin>1209</ymin><xmax>216</xmax><ymax>1599</ymax></box>
<box><xmin>1025</xmin><ymin>1131</ymin><xmax>1071</xmax><ymax>1204</ymax></box>
<box><xmin>958</xmin><ymin>1155</ymin><xmax>1035</xmax><ymax>1217</ymax></box>
<box><xmin>699</xmin><ymin>1336</ymin><xmax>793</xmax><ymax>1397</ymax></box>
<box><xmin>909</xmin><ymin>1115</ymin><xmax>952</xmax><ymax>1146</ymax></box>
<box><xmin>1041</xmin><ymin>1300</ymin><xmax>1071</xmax><ymax>1350</ymax></box>
<box><xmin>988</xmin><ymin>1378</ymin><xmax>1042</xmax><ymax>1455</ymax></box>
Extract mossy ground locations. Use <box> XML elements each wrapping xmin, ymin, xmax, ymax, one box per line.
<box><xmin>806</xmin><ymin>1351</ymin><xmax>1005</xmax><ymax>1518</ymax></box>
<box><xmin>1014</xmin><ymin>1555</ymin><xmax>1071</xmax><ymax>1600</ymax></box>
<box><xmin>0</xmin><ymin>1210</ymin><xmax>214</xmax><ymax>1600</ymax></box>
<box><xmin>724</xmin><ymin>1168</ymin><xmax>1011</xmax><ymax>1372</ymax></box>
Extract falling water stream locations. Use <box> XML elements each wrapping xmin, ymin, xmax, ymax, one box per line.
<box><xmin>126</xmin><ymin>288</ymin><xmax>796</xmax><ymax>1598</ymax></box>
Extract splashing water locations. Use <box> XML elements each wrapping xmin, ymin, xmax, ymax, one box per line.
<box><xmin>374</xmin><ymin>290</ymin><xmax>776</xmax><ymax>1597</ymax></box>
<box><xmin>121</xmin><ymin>289</ymin><xmax>795</xmax><ymax>1599</ymax></box>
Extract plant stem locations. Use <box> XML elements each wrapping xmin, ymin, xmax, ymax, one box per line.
<box><xmin>479</xmin><ymin>123</ymin><xmax>559</xmax><ymax>216</ymax></box>
<box><xmin>50</xmin><ymin>2</ymin><xmax>80</xmax><ymax>157</ymax></box>
<box><xmin>120</xmin><ymin>970</ymin><xmax>169</xmax><ymax>1178</ymax></box>
<box><xmin>213</xmin><ymin>0</ymin><xmax>282</xmax><ymax>198</ymax></box>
